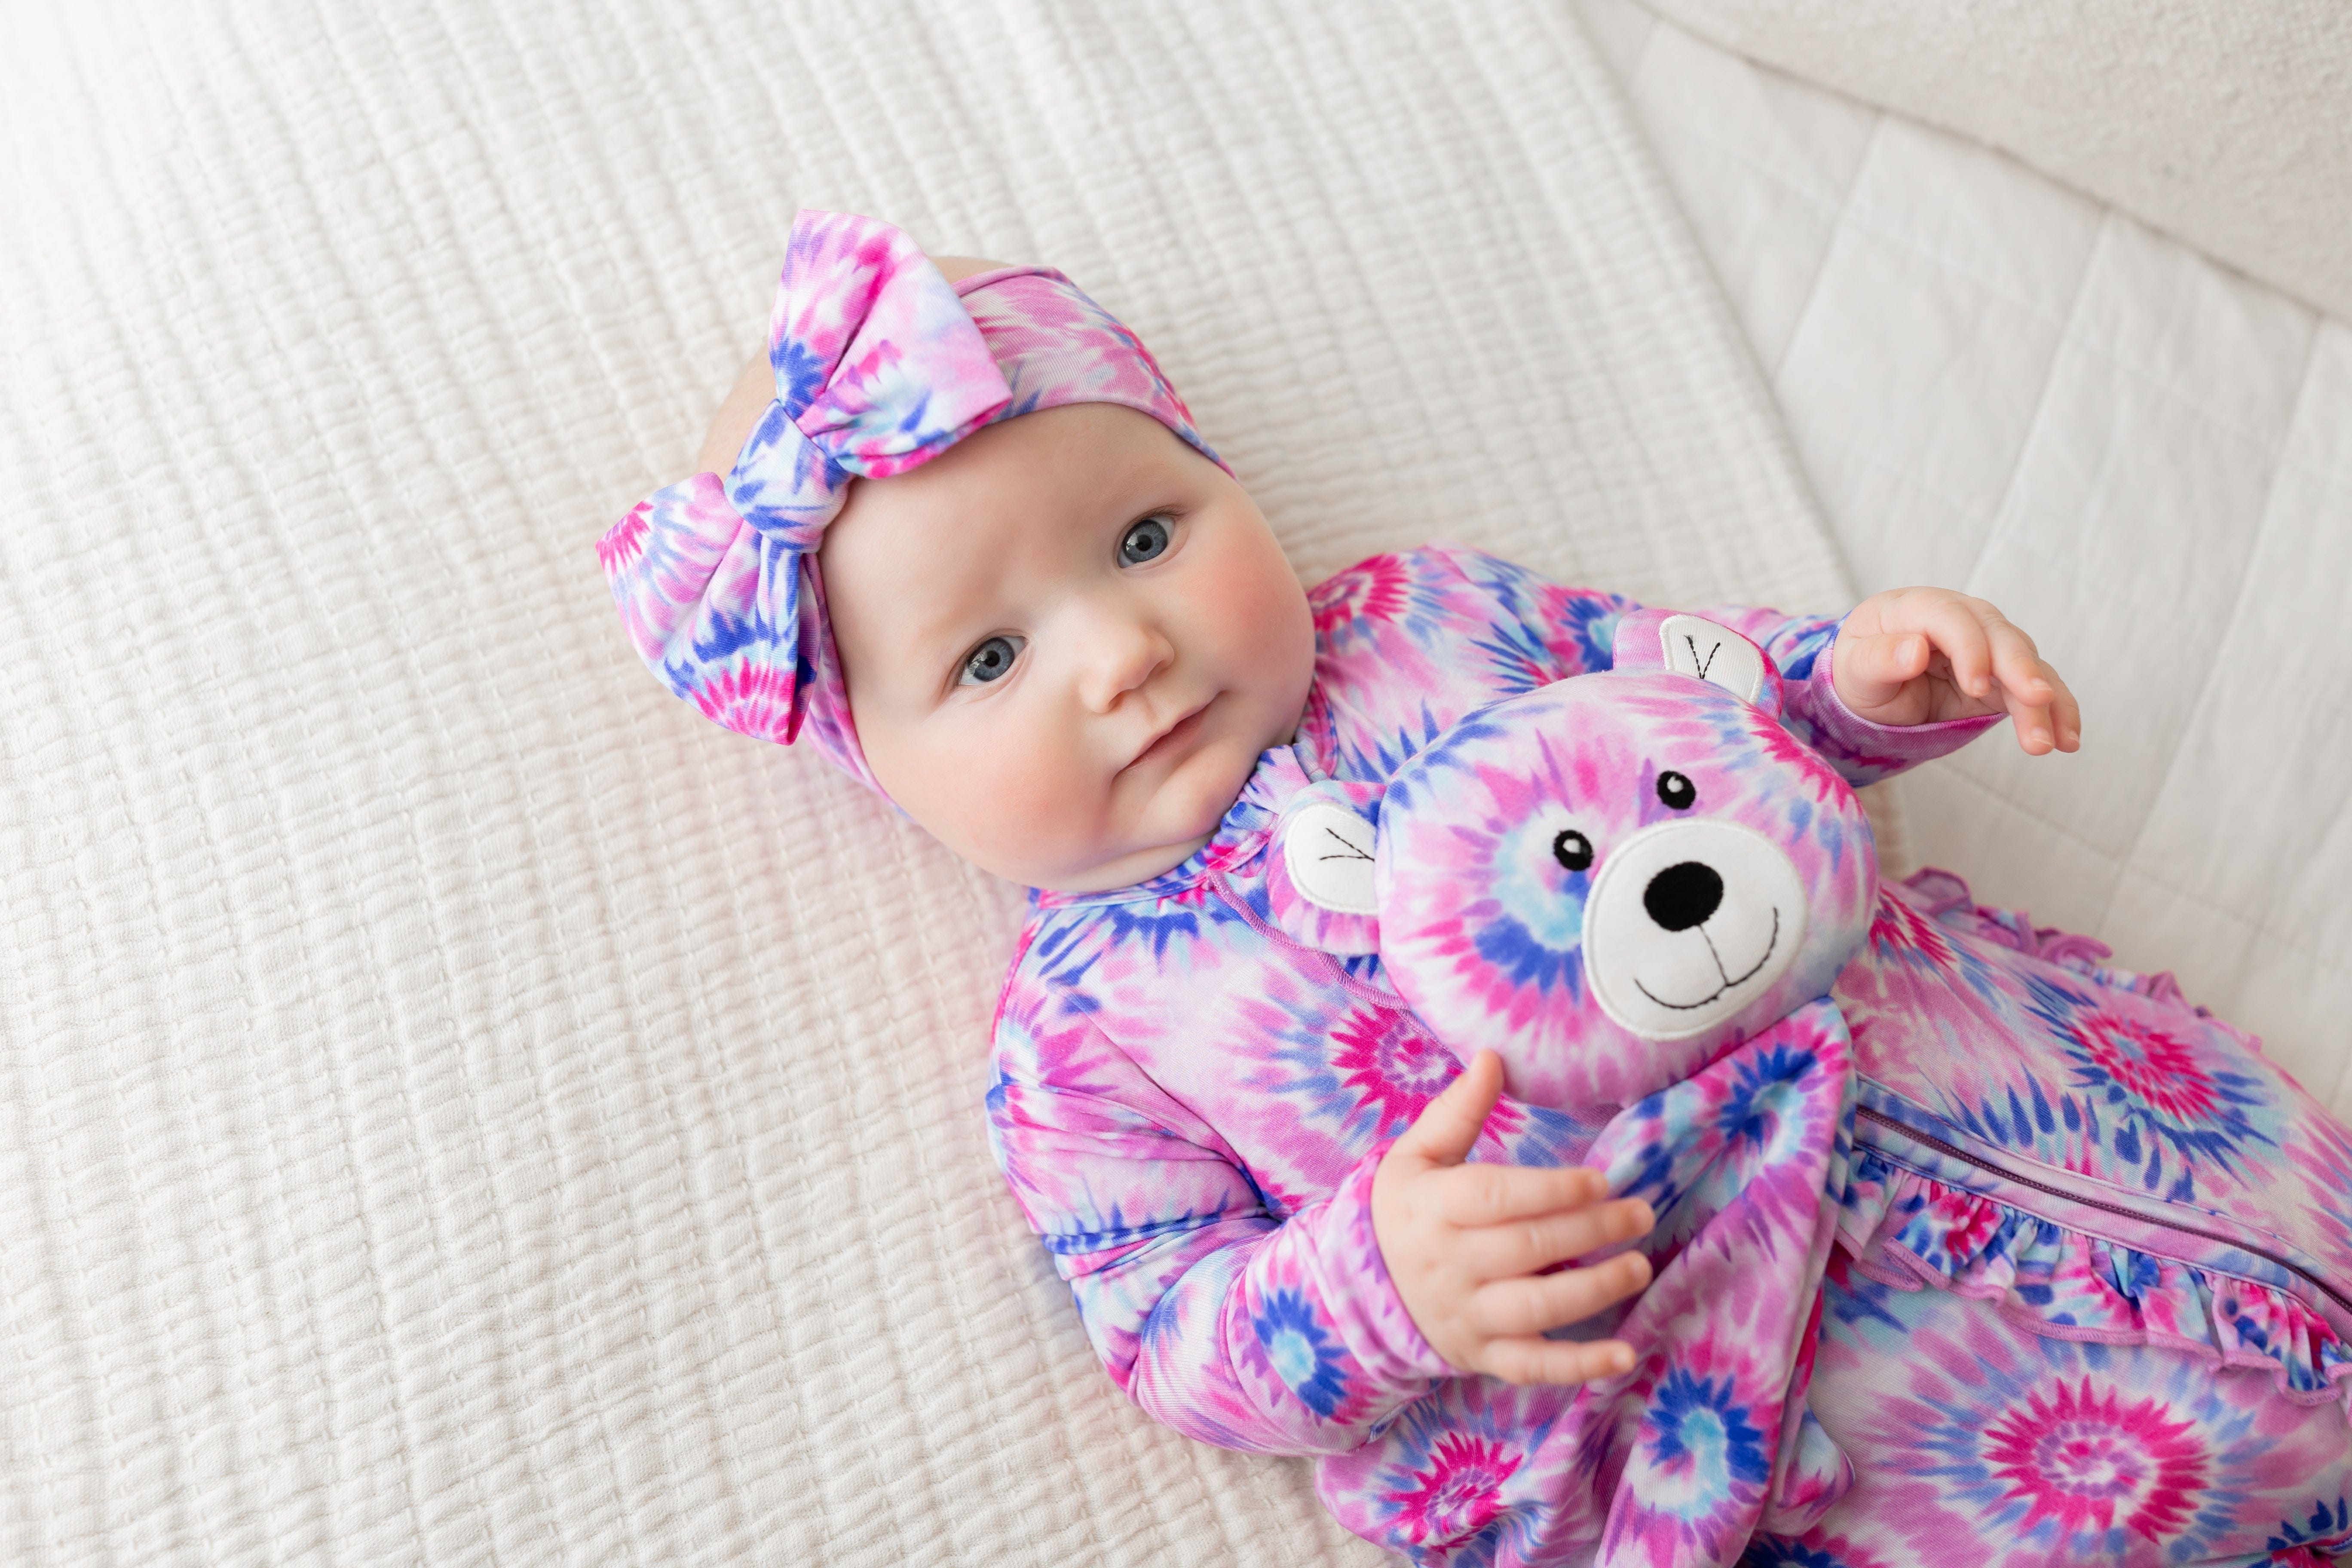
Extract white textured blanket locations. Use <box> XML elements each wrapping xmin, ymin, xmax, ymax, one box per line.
<box><xmin>0</xmin><ymin>1</ymin><xmax>1845</xmax><ymax>1563</ymax></box>
<box><xmin>1632</xmin><ymin>0</ymin><xmax>2352</xmax><ymax>322</ymax></box>
<box><xmin>1583</xmin><ymin>0</ymin><xmax>2352</xmax><ymax>1117</ymax></box>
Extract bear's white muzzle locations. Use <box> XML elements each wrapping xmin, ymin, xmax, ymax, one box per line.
<box><xmin>1582</xmin><ymin>818</ymin><xmax>1809</xmax><ymax>1041</ymax></box>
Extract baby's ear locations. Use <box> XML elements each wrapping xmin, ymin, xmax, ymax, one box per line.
<box><xmin>1610</xmin><ymin>609</ymin><xmax>1784</xmax><ymax>719</ymax></box>
<box><xmin>1266</xmin><ymin>782</ymin><xmax>1385</xmax><ymax>955</ymax></box>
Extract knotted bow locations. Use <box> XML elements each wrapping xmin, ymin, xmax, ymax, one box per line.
<box><xmin>597</xmin><ymin>208</ymin><xmax>1223</xmax><ymax>798</ymax></box>
<box><xmin>596</xmin><ymin>211</ymin><xmax>1013</xmax><ymax>788</ymax></box>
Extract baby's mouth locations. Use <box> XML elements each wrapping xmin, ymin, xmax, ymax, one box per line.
<box><xmin>1128</xmin><ymin>698</ymin><xmax>1214</xmax><ymax>772</ymax></box>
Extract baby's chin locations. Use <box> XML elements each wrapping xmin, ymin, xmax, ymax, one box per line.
<box><xmin>1012</xmin><ymin>733</ymin><xmax>1265</xmax><ymax>893</ymax></box>
<box><xmin>1150</xmin><ymin>720</ymin><xmax>1270</xmax><ymax>837</ymax></box>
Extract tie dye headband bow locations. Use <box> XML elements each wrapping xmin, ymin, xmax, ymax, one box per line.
<box><xmin>596</xmin><ymin>208</ymin><xmax>1223</xmax><ymax>796</ymax></box>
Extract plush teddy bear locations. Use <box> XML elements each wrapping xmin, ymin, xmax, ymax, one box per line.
<box><xmin>1270</xmin><ymin>606</ymin><xmax>1876</xmax><ymax>1106</ymax></box>
<box><xmin>1268</xmin><ymin>609</ymin><xmax>1878</xmax><ymax>1556</ymax></box>
<box><xmin>1263</xmin><ymin>608</ymin><xmax>2352</xmax><ymax>1564</ymax></box>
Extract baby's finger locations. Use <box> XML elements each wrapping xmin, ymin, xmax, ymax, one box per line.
<box><xmin>1389</xmin><ymin>1050</ymin><xmax>1504</xmax><ymax>1171</ymax></box>
<box><xmin>2009</xmin><ymin>702</ymin><xmax>2058</xmax><ymax>754</ymax></box>
<box><xmin>1917</xmin><ymin>596</ymin><xmax>1997</xmax><ymax>700</ymax></box>
<box><xmin>1984</xmin><ymin>617</ymin><xmax>2054</xmax><ymax>707</ymax></box>
<box><xmin>1480</xmin><ymin>1335</ymin><xmax>1638</xmax><ymax>1387</ymax></box>
<box><xmin>1436</xmin><ymin>1162</ymin><xmax>1610</xmax><ymax>1229</ymax></box>
<box><xmin>2011</xmin><ymin>654</ymin><xmax>2083</xmax><ymax>752</ymax></box>
<box><xmin>2000</xmin><ymin>679</ymin><xmax>2058</xmax><ymax>753</ymax></box>
<box><xmin>1455</xmin><ymin>1194</ymin><xmax>1655</xmax><ymax>1278</ymax></box>
<box><xmin>1834</xmin><ymin>631</ymin><xmax>1931</xmax><ymax>710</ymax></box>
<box><xmin>1468</xmin><ymin>1251</ymin><xmax>1654</xmax><ymax>1340</ymax></box>
<box><xmin>2051</xmin><ymin>675</ymin><xmax>2083</xmax><ymax>751</ymax></box>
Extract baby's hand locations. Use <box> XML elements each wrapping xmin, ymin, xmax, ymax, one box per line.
<box><xmin>1371</xmin><ymin>1050</ymin><xmax>1655</xmax><ymax>1384</ymax></box>
<box><xmin>1831</xmin><ymin>587</ymin><xmax>2082</xmax><ymax>756</ymax></box>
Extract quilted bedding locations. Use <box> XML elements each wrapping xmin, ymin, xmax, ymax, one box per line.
<box><xmin>1581</xmin><ymin>0</ymin><xmax>2352</xmax><ymax>1119</ymax></box>
<box><xmin>0</xmin><ymin>2</ymin><xmax>1846</xmax><ymax>1563</ymax></box>
<box><xmin>9</xmin><ymin>0</ymin><xmax>2343</xmax><ymax>1559</ymax></box>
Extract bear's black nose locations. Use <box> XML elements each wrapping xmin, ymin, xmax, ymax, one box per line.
<box><xmin>1644</xmin><ymin>861</ymin><xmax>1723</xmax><ymax>932</ymax></box>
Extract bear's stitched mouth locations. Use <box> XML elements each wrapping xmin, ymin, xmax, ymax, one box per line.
<box><xmin>1632</xmin><ymin>907</ymin><xmax>1780</xmax><ymax>1011</ymax></box>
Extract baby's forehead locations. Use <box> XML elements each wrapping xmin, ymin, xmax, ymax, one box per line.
<box><xmin>844</xmin><ymin>402</ymin><xmax>1194</xmax><ymax>541</ymax></box>
<box><xmin>819</xmin><ymin>404</ymin><xmax>1190</xmax><ymax>643</ymax></box>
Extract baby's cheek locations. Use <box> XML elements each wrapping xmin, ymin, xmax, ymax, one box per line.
<box><xmin>922</xmin><ymin>721</ymin><xmax>1109</xmax><ymax>878</ymax></box>
<box><xmin>1200</xmin><ymin>522</ymin><xmax>1314</xmax><ymax>700</ymax></box>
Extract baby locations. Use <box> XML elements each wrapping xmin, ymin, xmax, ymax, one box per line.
<box><xmin>603</xmin><ymin>213</ymin><xmax>2352</xmax><ymax>1564</ymax></box>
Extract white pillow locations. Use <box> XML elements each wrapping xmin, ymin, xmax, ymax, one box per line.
<box><xmin>1639</xmin><ymin>0</ymin><xmax>2352</xmax><ymax>321</ymax></box>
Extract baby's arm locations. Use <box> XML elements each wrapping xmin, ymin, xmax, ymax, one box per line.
<box><xmin>1416</xmin><ymin>545</ymin><xmax>2009</xmax><ymax>789</ymax></box>
<box><xmin>992</xmin><ymin>1002</ymin><xmax>1652</xmax><ymax>1456</ymax></box>
<box><xmin>1418</xmin><ymin>545</ymin><xmax>2077</xmax><ymax>787</ymax></box>
<box><xmin>993</xmin><ymin>1008</ymin><xmax>1442</xmax><ymax>1455</ymax></box>
<box><xmin>1705</xmin><ymin>595</ymin><xmax>2072</xmax><ymax>789</ymax></box>
<box><xmin>695</xmin><ymin>254</ymin><xmax>1006</xmax><ymax>475</ymax></box>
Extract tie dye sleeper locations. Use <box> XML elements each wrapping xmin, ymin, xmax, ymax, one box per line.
<box><xmin>594</xmin><ymin>213</ymin><xmax>2352</xmax><ymax>1564</ymax></box>
<box><xmin>984</xmin><ymin>543</ymin><xmax>2352</xmax><ymax>1567</ymax></box>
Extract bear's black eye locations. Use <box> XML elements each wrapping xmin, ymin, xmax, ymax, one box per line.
<box><xmin>1656</xmin><ymin>771</ymin><xmax>1697</xmax><ymax>810</ymax></box>
<box><xmin>1552</xmin><ymin>830</ymin><xmax>1594</xmax><ymax>873</ymax></box>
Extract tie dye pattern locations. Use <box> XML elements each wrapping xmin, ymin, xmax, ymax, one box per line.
<box><xmin>986</xmin><ymin>544</ymin><xmax>2352</xmax><ymax>1565</ymax></box>
<box><xmin>1744</xmin><ymin>1250</ymin><xmax>2352</xmax><ymax>1565</ymax></box>
<box><xmin>596</xmin><ymin>210</ymin><xmax>1221</xmax><ymax>794</ymax></box>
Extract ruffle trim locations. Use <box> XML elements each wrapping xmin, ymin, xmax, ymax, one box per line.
<box><xmin>1840</xmin><ymin>1148</ymin><xmax>2352</xmax><ymax>1408</ymax></box>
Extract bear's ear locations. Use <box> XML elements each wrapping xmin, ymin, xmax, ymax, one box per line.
<box><xmin>1282</xmin><ymin>797</ymin><xmax>1378</xmax><ymax>914</ymax></box>
<box><xmin>1266</xmin><ymin>782</ymin><xmax>1384</xmax><ymax>955</ymax></box>
<box><xmin>1610</xmin><ymin>609</ymin><xmax>1784</xmax><ymax>718</ymax></box>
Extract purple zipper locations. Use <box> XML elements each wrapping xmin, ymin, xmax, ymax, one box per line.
<box><xmin>1853</xmin><ymin>1102</ymin><xmax>2351</xmax><ymax>1314</ymax></box>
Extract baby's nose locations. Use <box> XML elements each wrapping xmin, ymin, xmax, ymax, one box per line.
<box><xmin>1643</xmin><ymin>860</ymin><xmax>1723</xmax><ymax>932</ymax></box>
<box><xmin>1076</xmin><ymin>613</ymin><xmax>1172</xmax><ymax>711</ymax></box>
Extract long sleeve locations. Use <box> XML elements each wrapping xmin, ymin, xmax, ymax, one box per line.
<box><xmin>1420</xmin><ymin>544</ymin><xmax>1997</xmax><ymax>789</ymax></box>
<box><xmin>986</xmin><ymin>998</ymin><xmax>1453</xmax><ymax>1457</ymax></box>
<box><xmin>1694</xmin><ymin>606</ymin><xmax>2000</xmax><ymax>787</ymax></box>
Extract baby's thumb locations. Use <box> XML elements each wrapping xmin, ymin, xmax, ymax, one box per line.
<box><xmin>1396</xmin><ymin>1050</ymin><xmax>1503</xmax><ymax>1169</ymax></box>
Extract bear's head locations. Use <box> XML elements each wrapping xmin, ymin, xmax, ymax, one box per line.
<box><xmin>1271</xmin><ymin>610</ymin><xmax>1877</xmax><ymax>1110</ymax></box>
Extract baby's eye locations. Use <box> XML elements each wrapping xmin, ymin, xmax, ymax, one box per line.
<box><xmin>1119</xmin><ymin>516</ymin><xmax>1172</xmax><ymax>566</ymax></box>
<box><xmin>959</xmin><ymin>634</ymin><xmax>1025</xmax><ymax>686</ymax></box>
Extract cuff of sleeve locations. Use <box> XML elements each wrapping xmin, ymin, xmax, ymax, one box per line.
<box><xmin>1302</xmin><ymin>1148</ymin><xmax>1458</xmax><ymax>1393</ymax></box>
<box><xmin>1798</xmin><ymin>620</ymin><xmax>2003</xmax><ymax>781</ymax></box>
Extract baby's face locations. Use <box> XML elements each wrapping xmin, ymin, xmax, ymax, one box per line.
<box><xmin>821</xmin><ymin>403</ymin><xmax>1316</xmax><ymax>893</ymax></box>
